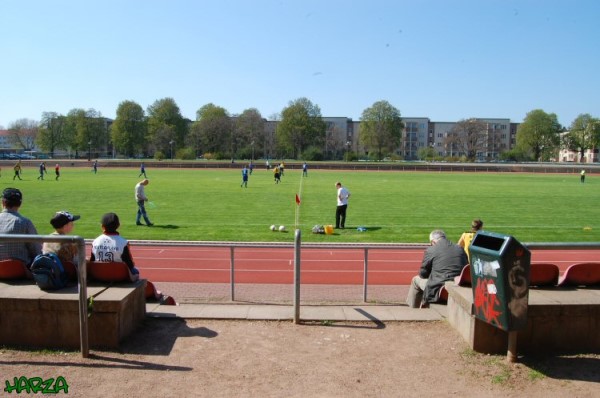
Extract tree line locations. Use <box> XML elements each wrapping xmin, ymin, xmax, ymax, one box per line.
<box><xmin>3</xmin><ymin>98</ymin><xmax>599</xmax><ymax>162</ymax></box>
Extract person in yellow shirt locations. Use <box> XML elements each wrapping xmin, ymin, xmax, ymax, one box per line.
<box><xmin>457</xmin><ymin>219</ymin><xmax>483</xmax><ymax>263</ymax></box>
<box><xmin>13</xmin><ymin>161</ymin><xmax>22</xmax><ymax>181</ymax></box>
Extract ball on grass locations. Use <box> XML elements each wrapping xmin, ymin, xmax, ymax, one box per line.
<box><xmin>278</xmin><ymin>225</ymin><xmax>286</xmax><ymax>232</ymax></box>
<box><xmin>270</xmin><ymin>225</ymin><xmax>276</xmax><ymax>231</ymax></box>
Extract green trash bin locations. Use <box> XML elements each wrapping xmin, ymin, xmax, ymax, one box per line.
<box><xmin>468</xmin><ymin>231</ymin><xmax>531</xmax><ymax>332</ymax></box>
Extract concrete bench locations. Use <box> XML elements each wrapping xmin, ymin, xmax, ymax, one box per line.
<box><xmin>0</xmin><ymin>280</ymin><xmax>146</xmax><ymax>349</ymax></box>
<box><xmin>447</xmin><ymin>282</ymin><xmax>600</xmax><ymax>354</ymax></box>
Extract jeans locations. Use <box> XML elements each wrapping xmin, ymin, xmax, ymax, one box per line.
<box><xmin>136</xmin><ymin>200</ymin><xmax>152</xmax><ymax>225</ymax></box>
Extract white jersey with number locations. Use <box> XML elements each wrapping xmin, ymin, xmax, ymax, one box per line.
<box><xmin>91</xmin><ymin>233</ymin><xmax>128</xmax><ymax>263</ymax></box>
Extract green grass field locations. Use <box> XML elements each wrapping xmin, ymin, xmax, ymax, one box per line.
<box><xmin>2</xmin><ymin>165</ymin><xmax>599</xmax><ymax>243</ymax></box>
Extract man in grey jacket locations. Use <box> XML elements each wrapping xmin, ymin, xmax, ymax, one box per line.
<box><xmin>406</xmin><ymin>230</ymin><xmax>468</xmax><ymax>308</ymax></box>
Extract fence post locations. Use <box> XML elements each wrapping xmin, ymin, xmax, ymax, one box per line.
<box><xmin>293</xmin><ymin>229</ymin><xmax>301</xmax><ymax>324</ymax></box>
<box><xmin>230</xmin><ymin>246</ymin><xmax>235</xmax><ymax>301</ymax></box>
<box><xmin>76</xmin><ymin>237</ymin><xmax>89</xmax><ymax>358</ymax></box>
<box><xmin>363</xmin><ymin>248</ymin><xmax>369</xmax><ymax>302</ymax></box>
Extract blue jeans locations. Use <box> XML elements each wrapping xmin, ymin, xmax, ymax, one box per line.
<box><xmin>136</xmin><ymin>200</ymin><xmax>152</xmax><ymax>225</ymax></box>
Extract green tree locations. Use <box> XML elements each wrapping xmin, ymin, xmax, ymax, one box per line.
<box><xmin>8</xmin><ymin>118</ymin><xmax>38</xmax><ymax>150</ymax></box>
<box><xmin>277</xmin><ymin>98</ymin><xmax>326</xmax><ymax>159</ymax></box>
<box><xmin>235</xmin><ymin>108</ymin><xmax>265</xmax><ymax>160</ymax></box>
<box><xmin>64</xmin><ymin>108</ymin><xmax>107</xmax><ymax>158</ymax></box>
<box><xmin>359</xmin><ymin>100</ymin><xmax>404</xmax><ymax>160</ymax></box>
<box><xmin>563</xmin><ymin>114</ymin><xmax>600</xmax><ymax>162</ymax></box>
<box><xmin>37</xmin><ymin>112</ymin><xmax>67</xmax><ymax>156</ymax></box>
<box><xmin>147</xmin><ymin>98</ymin><xmax>188</xmax><ymax>156</ymax></box>
<box><xmin>189</xmin><ymin>103</ymin><xmax>231</xmax><ymax>156</ymax></box>
<box><xmin>111</xmin><ymin>101</ymin><xmax>147</xmax><ymax>157</ymax></box>
<box><xmin>516</xmin><ymin>109</ymin><xmax>562</xmax><ymax>161</ymax></box>
<box><xmin>445</xmin><ymin>118</ymin><xmax>488</xmax><ymax>161</ymax></box>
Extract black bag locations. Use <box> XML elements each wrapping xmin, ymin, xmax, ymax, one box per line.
<box><xmin>30</xmin><ymin>253</ymin><xmax>68</xmax><ymax>290</ymax></box>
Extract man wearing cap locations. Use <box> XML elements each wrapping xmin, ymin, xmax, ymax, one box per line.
<box><xmin>42</xmin><ymin>211</ymin><xmax>81</xmax><ymax>269</ymax></box>
<box><xmin>0</xmin><ymin>188</ymin><xmax>42</xmax><ymax>273</ymax></box>
<box><xmin>134</xmin><ymin>179</ymin><xmax>153</xmax><ymax>226</ymax></box>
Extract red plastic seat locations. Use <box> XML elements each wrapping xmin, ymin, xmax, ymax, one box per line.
<box><xmin>529</xmin><ymin>263</ymin><xmax>559</xmax><ymax>287</ymax></box>
<box><xmin>63</xmin><ymin>261</ymin><xmax>78</xmax><ymax>281</ymax></box>
<box><xmin>558</xmin><ymin>262</ymin><xmax>600</xmax><ymax>287</ymax></box>
<box><xmin>454</xmin><ymin>264</ymin><xmax>471</xmax><ymax>286</ymax></box>
<box><xmin>87</xmin><ymin>261</ymin><xmax>132</xmax><ymax>282</ymax></box>
<box><xmin>437</xmin><ymin>285</ymin><xmax>448</xmax><ymax>302</ymax></box>
<box><xmin>0</xmin><ymin>259</ymin><xmax>27</xmax><ymax>280</ymax></box>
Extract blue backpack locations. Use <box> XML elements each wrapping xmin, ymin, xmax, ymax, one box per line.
<box><xmin>30</xmin><ymin>253</ymin><xmax>68</xmax><ymax>290</ymax></box>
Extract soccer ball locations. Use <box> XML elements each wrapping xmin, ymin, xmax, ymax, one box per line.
<box><xmin>278</xmin><ymin>225</ymin><xmax>286</xmax><ymax>232</ymax></box>
<box><xmin>270</xmin><ymin>225</ymin><xmax>276</xmax><ymax>231</ymax></box>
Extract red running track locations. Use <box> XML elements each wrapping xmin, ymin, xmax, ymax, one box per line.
<box><xmin>86</xmin><ymin>245</ymin><xmax>600</xmax><ymax>285</ymax></box>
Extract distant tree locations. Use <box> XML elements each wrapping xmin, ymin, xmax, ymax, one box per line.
<box><xmin>111</xmin><ymin>101</ymin><xmax>147</xmax><ymax>157</ymax></box>
<box><xmin>445</xmin><ymin>118</ymin><xmax>488</xmax><ymax>161</ymax></box>
<box><xmin>147</xmin><ymin>98</ymin><xmax>188</xmax><ymax>156</ymax></box>
<box><xmin>516</xmin><ymin>109</ymin><xmax>562</xmax><ymax>161</ymax></box>
<box><xmin>234</xmin><ymin>108</ymin><xmax>265</xmax><ymax>160</ymax></box>
<box><xmin>563</xmin><ymin>114</ymin><xmax>600</xmax><ymax>162</ymax></box>
<box><xmin>359</xmin><ymin>100</ymin><xmax>404</xmax><ymax>160</ymax></box>
<box><xmin>8</xmin><ymin>118</ymin><xmax>38</xmax><ymax>150</ymax></box>
<box><xmin>189</xmin><ymin>103</ymin><xmax>231</xmax><ymax>156</ymax></box>
<box><xmin>63</xmin><ymin>108</ymin><xmax>107</xmax><ymax>157</ymax></box>
<box><xmin>37</xmin><ymin>112</ymin><xmax>67</xmax><ymax>155</ymax></box>
<box><xmin>418</xmin><ymin>146</ymin><xmax>436</xmax><ymax>161</ymax></box>
<box><xmin>277</xmin><ymin>98</ymin><xmax>326</xmax><ymax>159</ymax></box>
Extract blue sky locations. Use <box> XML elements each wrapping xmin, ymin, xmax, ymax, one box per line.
<box><xmin>1</xmin><ymin>0</ymin><xmax>599</xmax><ymax>129</ymax></box>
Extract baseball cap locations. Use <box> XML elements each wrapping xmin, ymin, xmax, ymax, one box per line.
<box><xmin>50</xmin><ymin>211</ymin><xmax>81</xmax><ymax>229</ymax></box>
<box><xmin>101</xmin><ymin>212</ymin><xmax>120</xmax><ymax>232</ymax></box>
<box><xmin>2</xmin><ymin>188</ymin><xmax>22</xmax><ymax>204</ymax></box>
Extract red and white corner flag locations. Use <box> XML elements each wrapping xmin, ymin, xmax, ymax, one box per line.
<box><xmin>295</xmin><ymin>193</ymin><xmax>301</xmax><ymax>205</ymax></box>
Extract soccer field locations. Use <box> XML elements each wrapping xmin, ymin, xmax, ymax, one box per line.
<box><xmin>2</xmin><ymin>165</ymin><xmax>599</xmax><ymax>243</ymax></box>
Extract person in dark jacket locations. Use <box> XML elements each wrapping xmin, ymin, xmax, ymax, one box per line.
<box><xmin>406</xmin><ymin>229</ymin><xmax>468</xmax><ymax>308</ymax></box>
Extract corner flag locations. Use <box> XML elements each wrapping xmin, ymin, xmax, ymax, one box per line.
<box><xmin>295</xmin><ymin>194</ymin><xmax>301</xmax><ymax>205</ymax></box>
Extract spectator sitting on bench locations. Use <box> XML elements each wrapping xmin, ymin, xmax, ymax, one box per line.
<box><xmin>42</xmin><ymin>211</ymin><xmax>81</xmax><ymax>280</ymax></box>
<box><xmin>90</xmin><ymin>212</ymin><xmax>139</xmax><ymax>282</ymax></box>
<box><xmin>0</xmin><ymin>187</ymin><xmax>42</xmax><ymax>278</ymax></box>
<box><xmin>406</xmin><ymin>230</ymin><xmax>468</xmax><ymax>308</ymax></box>
<box><xmin>89</xmin><ymin>212</ymin><xmax>176</xmax><ymax>305</ymax></box>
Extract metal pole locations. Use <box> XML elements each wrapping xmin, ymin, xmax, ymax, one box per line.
<box><xmin>363</xmin><ymin>248</ymin><xmax>369</xmax><ymax>302</ymax></box>
<box><xmin>230</xmin><ymin>246</ymin><xmax>235</xmax><ymax>301</ymax></box>
<box><xmin>76</xmin><ymin>238</ymin><xmax>89</xmax><ymax>358</ymax></box>
<box><xmin>293</xmin><ymin>229</ymin><xmax>301</xmax><ymax>324</ymax></box>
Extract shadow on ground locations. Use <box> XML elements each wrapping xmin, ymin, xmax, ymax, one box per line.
<box><xmin>119</xmin><ymin>318</ymin><xmax>217</xmax><ymax>356</ymax></box>
<box><xmin>521</xmin><ymin>355</ymin><xmax>600</xmax><ymax>383</ymax></box>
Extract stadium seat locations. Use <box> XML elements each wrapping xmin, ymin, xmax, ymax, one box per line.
<box><xmin>0</xmin><ymin>259</ymin><xmax>27</xmax><ymax>280</ymax></box>
<box><xmin>63</xmin><ymin>261</ymin><xmax>78</xmax><ymax>281</ymax></box>
<box><xmin>558</xmin><ymin>262</ymin><xmax>600</xmax><ymax>287</ymax></box>
<box><xmin>454</xmin><ymin>264</ymin><xmax>471</xmax><ymax>286</ymax></box>
<box><xmin>87</xmin><ymin>261</ymin><xmax>134</xmax><ymax>282</ymax></box>
<box><xmin>529</xmin><ymin>263</ymin><xmax>559</xmax><ymax>287</ymax></box>
<box><xmin>437</xmin><ymin>285</ymin><xmax>448</xmax><ymax>303</ymax></box>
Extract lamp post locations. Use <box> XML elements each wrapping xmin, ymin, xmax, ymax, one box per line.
<box><xmin>251</xmin><ymin>140</ymin><xmax>255</xmax><ymax>162</ymax></box>
<box><xmin>88</xmin><ymin>140</ymin><xmax>92</xmax><ymax>161</ymax></box>
<box><xmin>169</xmin><ymin>140</ymin><xmax>175</xmax><ymax>161</ymax></box>
<box><xmin>346</xmin><ymin>141</ymin><xmax>351</xmax><ymax>161</ymax></box>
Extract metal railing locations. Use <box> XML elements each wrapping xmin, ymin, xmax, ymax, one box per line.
<box><xmin>2</xmin><ymin>233</ymin><xmax>600</xmax><ymax>357</ymax></box>
<box><xmin>127</xmin><ymin>237</ymin><xmax>600</xmax><ymax>304</ymax></box>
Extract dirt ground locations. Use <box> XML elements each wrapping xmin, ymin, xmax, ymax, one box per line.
<box><xmin>1</xmin><ymin>319</ymin><xmax>599</xmax><ymax>397</ymax></box>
